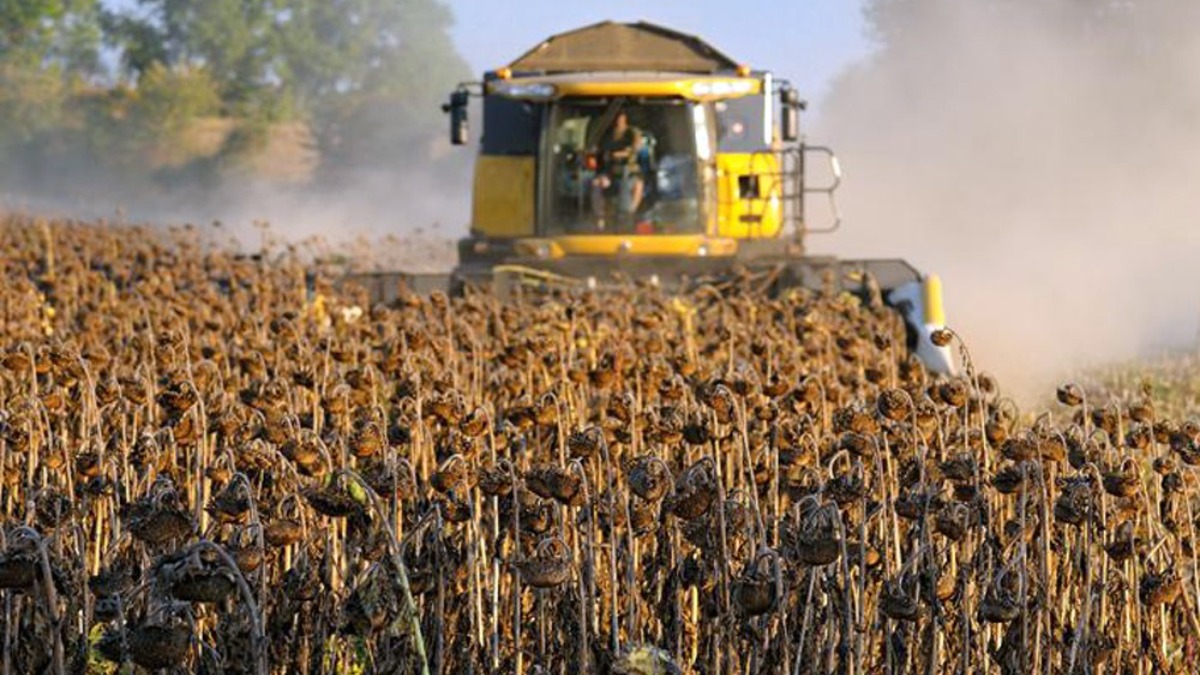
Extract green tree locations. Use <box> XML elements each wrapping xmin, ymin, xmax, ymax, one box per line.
<box><xmin>0</xmin><ymin>59</ymin><xmax>66</xmax><ymax>146</ymax></box>
<box><xmin>104</xmin><ymin>0</ymin><xmax>470</xmax><ymax>167</ymax></box>
<box><xmin>55</xmin><ymin>2</ymin><xmax>103</xmax><ymax>77</ymax></box>
<box><xmin>0</xmin><ymin>0</ymin><xmax>101</xmax><ymax>149</ymax></box>
<box><xmin>274</xmin><ymin>0</ymin><xmax>470</xmax><ymax>166</ymax></box>
<box><xmin>132</xmin><ymin>62</ymin><xmax>221</xmax><ymax>133</ymax></box>
<box><xmin>104</xmin><ymin>0</ymin><xmax>278</xmax><ymax>113</ymax></box>
<box><xmin>0</xmin><ymin>0</ymin><xmax>101</xmax><ymax>73</ymax></box>
<box><xmin>0</xmin><ymin>0</ymin><xmax>67</xmax><ymax>56</ymax></box>
<box><xmin>274</xmin><ymin>0</ymin><xmax>466</xmax><ymax>111</ymax></box>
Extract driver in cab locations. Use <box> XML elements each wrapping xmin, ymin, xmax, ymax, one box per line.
<box><xmin>590</xmin><ymin>111</ymin><xmax>644</xmax><ymax>231</ymax></box>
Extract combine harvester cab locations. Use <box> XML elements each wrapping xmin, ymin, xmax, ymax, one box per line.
<box><xmin>354</xmin><ymin>21</ymin><xmax>955</xmax><ymax>375</ymax></box>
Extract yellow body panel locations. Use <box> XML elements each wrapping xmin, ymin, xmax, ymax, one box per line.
<box><xmin>516</xmin><ymin>235</ymin><xmax>737</xmax><ymax>258</ymax></box>
<box><xmin>923</xmin><ymin>274</ymin><xmax>945</xmax><ymax>325</ymax></box>
<box><xmin>488</xmin><ymin>75</ymin><xmax>761</xmax><ymax>102</ymax></box>
<box><xmin>472</xmin><ymin>156</ymin><xmax>536</xmax><ymax>237</ymax></box>
<box><xmin>715</xmin><ymin>152</ymin><xmax>784</xmax><ymax>239</ymax></box>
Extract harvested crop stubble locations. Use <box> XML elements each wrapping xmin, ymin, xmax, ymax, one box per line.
<box><xmin>0</xmin><ymin>214</ymin><xmax>1198</xmax><ymax>674</ymax></box>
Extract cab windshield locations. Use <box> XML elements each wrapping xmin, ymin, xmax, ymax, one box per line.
<box><xmin>542</xmin><ymin>98</ymin><xmax>709</xmax><ymax>235</ymax></box>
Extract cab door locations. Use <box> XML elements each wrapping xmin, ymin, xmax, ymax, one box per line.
<box><xmin>472</xmin><ymin>89</ymin><xmax>542</xmax><ymax>238</ymax></box>
<box><xmin>714</xmin><ymin>89</ymin><xmax>784</xmax><ymax>239</ymax></box>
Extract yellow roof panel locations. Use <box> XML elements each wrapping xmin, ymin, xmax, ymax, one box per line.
<box><xmin>487</xmin><ymin>73</ymin><xmax>762</xmax><ymax>102</ymax></box>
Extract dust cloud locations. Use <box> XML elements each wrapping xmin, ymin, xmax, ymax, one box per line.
<box><xmin>228</xmin><ymin>165</ymin><xmax>469</xmax><ymax>273</ymax></box>
<box><xmin>1</xmin><ymin>146</ymin><xmax>470</xmax><ymax>274</ymax></box>
<box><xmin>814</xmin><ymin>0</ymin><xmax>1200</xmax><ymax>397</ymax></box>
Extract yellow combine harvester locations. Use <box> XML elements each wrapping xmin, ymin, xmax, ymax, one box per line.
<box><xmin>356</xmin><ymin>21</ymin><xmax>953</xmax><ymax>373</ymax></box>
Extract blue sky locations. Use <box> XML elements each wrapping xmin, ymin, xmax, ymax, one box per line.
<box><xmin>103</xmin><ymin>0</ymin><xmax>873</xmax><ymax>104</ymax></box>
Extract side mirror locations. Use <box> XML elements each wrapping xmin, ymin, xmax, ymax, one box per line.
<box><xmin>779</xmin><ymin>86</ymin><xmax>805</xmax><ymax>142</ymax></box>
<box><xmin>442</xmin><ymin>89</ymin><xmax>470</xmax><ymax>146</ymax></box>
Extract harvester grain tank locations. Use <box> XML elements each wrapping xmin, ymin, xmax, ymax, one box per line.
<box><xmin>357</xmin><ymin>21</ymin><xmax>954</xmax><ymax>374</ymax></box>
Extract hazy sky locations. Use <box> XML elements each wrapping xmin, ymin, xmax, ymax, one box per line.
<box><xmin>103</xmin><ymin>0</ymin><xmax>873</xmax><ymax>105</ymax></box>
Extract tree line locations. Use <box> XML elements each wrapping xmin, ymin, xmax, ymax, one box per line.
<box><xmin>0</xmin><ymin>0</ymin><xmax>470</xmax><ymax>197</ymax></box>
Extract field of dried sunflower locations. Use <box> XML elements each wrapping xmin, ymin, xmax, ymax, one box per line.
<box><xmin>1068</xmin><ymin>354</ymin><xmax>1200</xmax><ymax>425</ymax></box>
<box><xmin>0</xmin><ymin>214</ymin><xmax>1198</xmax><ymax>674</ymax></box>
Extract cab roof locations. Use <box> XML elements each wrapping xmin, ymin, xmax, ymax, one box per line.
<box><xmin>507</xmin><ymin>21</ymin><xmax>741</xmax><ymax>74</ymax></box>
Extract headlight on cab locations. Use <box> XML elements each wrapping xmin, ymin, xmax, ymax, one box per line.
<box><xmin>492</xmin><ymin>82</ymin><xmax>557</xmax><ymax>100</ymax></box>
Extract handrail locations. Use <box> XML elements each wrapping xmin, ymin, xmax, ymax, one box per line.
<box><xmin>800</xmin><ymin>145</ymin><xmax>842</xmax><ymax>235</ymax></box>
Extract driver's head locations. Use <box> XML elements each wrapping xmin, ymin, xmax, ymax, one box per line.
<box><xmin>614</xmin><ymin>111</ymin><xmax>628</xmax><ymax>132</ymax></box>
